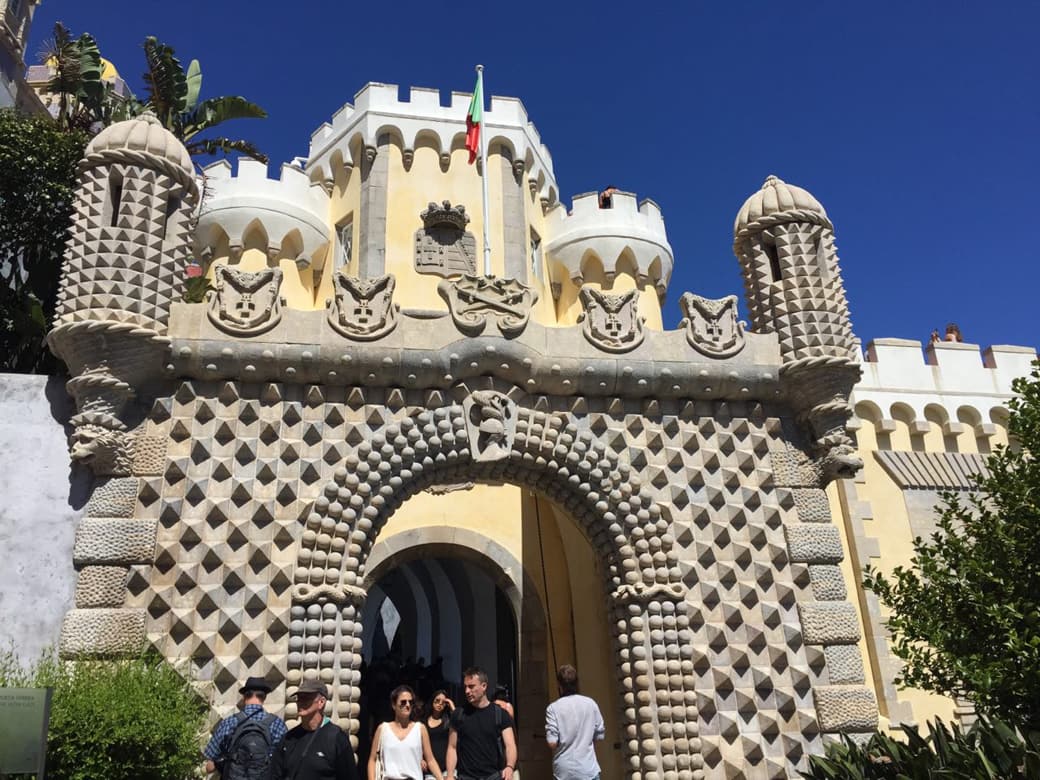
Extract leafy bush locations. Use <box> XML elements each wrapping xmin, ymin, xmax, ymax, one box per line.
<box><xmin>802</xmin><ymin>719</ymin><xmax>1040</xmax><ymax>779</ymax></box>
<box><xmin>0</xmin><ymin>648</ymin><xmax>206</xmax><ymax>780</ymax></box>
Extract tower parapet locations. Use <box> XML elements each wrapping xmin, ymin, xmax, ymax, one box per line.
<box><xmin>545</xmin><ymin>190</ymin><xmax>673</xmax><ymax>298</ymax></box>
<box><xmin>196</xmin><ymin>158</ymin><xmax>330</xmax><ymax>269</ymax></box>
<box><xmin>305</xmin><ymin>83</ymin><xmax>559</xmax><ymax>208</ymax></box>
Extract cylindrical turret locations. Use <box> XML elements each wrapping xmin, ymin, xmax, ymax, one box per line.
<box><xmin>54</xmin><ymin>113</ymin><xmax>198</xmax><ymax>334</ymax></box>
<box><xmin>734</xmin><ymin>175</ymin><xmax>855</xmax><ymax>363</ymax></box>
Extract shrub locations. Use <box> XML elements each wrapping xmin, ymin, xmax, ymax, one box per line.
<box><xmin>0</xmin><ymin>648</ymin><xmax>206</xmax><ymax>780</ymax></box>
<box><xmin>802</xmin><ymin>718</ymin><xmax>1040</xmax><ymax>779</ymax></box>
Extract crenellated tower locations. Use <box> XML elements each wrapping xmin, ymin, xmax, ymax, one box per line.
<box><xmin>735</xmin><ymin>175</ymin><xmax>861</xmax><ymax>481</ymax></box>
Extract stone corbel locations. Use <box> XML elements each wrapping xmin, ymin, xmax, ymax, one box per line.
<box><xmin>363</xmin><ymin>145</ymin><xmax>377</xmax><ymax>164</ymax></box>
<box><xmin>402</xmin><ymin>149</ymin><xmax>414</xmax><ymax>169</ymax></box>
<box><xmin>779</xmin><ymin>357</ymin><xmax>863</xmax><ymax>484</ymax></box>
<box><xmin>512</xmin><ymin>159</ymin><xmax>525</xmax><ymax>183</ymax></box>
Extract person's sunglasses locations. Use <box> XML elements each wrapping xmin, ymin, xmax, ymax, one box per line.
<box><xmin>398</xmin><ymin>700</ymin><xmax>413</xmax><ymax>707</ymax></box>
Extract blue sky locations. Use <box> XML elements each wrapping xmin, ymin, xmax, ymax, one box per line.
<box><xmin>29</xmin><ymin>1</ymin><xmax>1039</xmax><ymax>351</ymax></box>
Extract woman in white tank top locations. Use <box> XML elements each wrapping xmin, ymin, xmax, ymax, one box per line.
<box><xmin>368</xmin><ymin>685</ymin><xmax>444</xmax><ymax>780</ymax></box>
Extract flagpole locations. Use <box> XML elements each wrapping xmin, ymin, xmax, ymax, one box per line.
<box><xmin>476</xmin><ymin>64</ymin><xmax>492</xmax><ymax>276</ymax></box>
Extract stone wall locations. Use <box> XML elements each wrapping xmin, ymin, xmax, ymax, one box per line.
<box><xmin>0</xmin><ymin>373</ymin><xmax>86</xmax><ymax>661</ymax></box>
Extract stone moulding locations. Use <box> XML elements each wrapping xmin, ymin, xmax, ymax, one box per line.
<box><xmin>168</xmin><ymin>298</ymin><xmax>783</xmax><ymax>400</ymax></box>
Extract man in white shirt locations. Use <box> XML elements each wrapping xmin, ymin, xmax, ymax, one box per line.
<box><xmin>544</xmin><ymin>665</ymin><xmax>606</xmax><ymax>780</ymax></box>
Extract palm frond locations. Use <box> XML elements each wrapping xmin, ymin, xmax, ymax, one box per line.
<box><xmin>182</xmin><ymin>96</ymin><xmax>267</xmax><ymax>140</ymax></box>
<box><xmin>141</xmin><ymin>36</ymin><xmax>187</xmax><ymax>129</ymax></box>
<box><xmin>185</xmin><ymin>137</ymin><xmax>268</xmax><ymax>164</ymax></box>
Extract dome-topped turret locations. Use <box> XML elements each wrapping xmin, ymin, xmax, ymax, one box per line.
<box><xmin>734</xmin><ymin>175</ymin><xmax>828</xmax><ymax>234</ymax></box>
<box><xmin>86</xmin><ymin>113</ymin><xmax>193</xmax><ymax>172</ymax></box>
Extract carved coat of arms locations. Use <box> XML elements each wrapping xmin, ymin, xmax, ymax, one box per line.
<box><xmin>414</xmin><ymin>201</ymin><xmax>477</xmax><ymax>277</ymax></box>
<box><xmin>679</xmin><ymin>293</ymin><xmax>746</xmax><ymax>357</ymax></box>
<box><xmin>462</xmin><ymin>390</ymin><xmax>517</xmax><ymax>462</ymax></box>
<box><xmin>438</xmin><ymin>275</ymin><xmax>538</xmax><ymax>337</ymax></box>
<box><xmin>578</xmin><ymin>287</ymin><xmax>645</xmax><ymax>352</ymax></box>
<box><xmin>327</xmin><ymin>272</ymin><xmax>399</xmax><ymax>340</ymax></box>
<box><xmin>208</xmin><ymin>265</ymin><xmax>284</xmax><ymax>336</ymax></box>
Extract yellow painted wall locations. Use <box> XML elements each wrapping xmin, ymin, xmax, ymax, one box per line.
<box><xmin>833</xmin><ymin>410</ymin><xmax>1012</xmax><ymax>730</ymax></box>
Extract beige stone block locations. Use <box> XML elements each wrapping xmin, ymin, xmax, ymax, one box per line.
<box><xmin>132</xmin><ymin>435</ymin><xmax>167</xmax><ymax>475</ymax></box>
<box><xmin>60</xmin><ymin>608</ymin><xmax>147</xmax><ymax>656</ymax></box>
<box><xmin>75</xmin><ymin>565</ymin><xmax>129</xmax><ymax>608</ymax></box>
<box><xmin>786</xmin><ymin>524</ymin><xmax>843</xmax><ymax>564</ymax></box>
<box><xmin>73</xmin><ymin>518</ymin><xmax>158</xmax><ymax>565</ymax></box>
<box><xmin>799</xmin><ymin>601</ymin><xmax>860</xmax><ymax>644</ymax></box>
<box><xmin>814</xmin><ymin>685</ymin><xmax>878</xmax><ymax>732</ymax></box>
<box><xmin>84</xmin><ymin>477</ymin><xmax>140</xmax><ymax>517</ymax></box>
<box><xmin>824</xmin><ymin>644</ymin><xmax>865</xmax><ymax>684</ymax></box>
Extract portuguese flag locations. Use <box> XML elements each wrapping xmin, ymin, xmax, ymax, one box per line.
<box><xmin>466</xmin><ymin>75</ymin><xmax>482</xmax><ymax>165</ymax></box>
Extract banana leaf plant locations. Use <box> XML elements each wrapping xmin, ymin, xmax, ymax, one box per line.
<box><xmin>39</xmin><ymin>22</ymin><xmax>107</xmax><ymax>131</ymax></box>
<box><xmin>122</xmin><ymin>36</ymin><xmax>268</xmax><ymax>163</ymax></box>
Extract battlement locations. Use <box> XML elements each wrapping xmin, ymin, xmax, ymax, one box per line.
<box><xmin>196</xmin><ymin>158</ymin><xmax>330</xmax><ymax>267</ymax></box>
<box><xmin>851</xmin><ymin>337</ymin><xmax>1036</xmax><ymax>426</ymax></box>
<box><xmin>544</xmin><ymin>191</ymin><xmax>673</xmax><ymax>296</ymax></box>
<box><xmin>306</xmin><ymin>82</ymin><xmax>558</xmax><ymax>206</ymax></box>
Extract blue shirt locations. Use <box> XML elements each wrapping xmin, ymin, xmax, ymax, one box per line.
<box><xmin>203</xmin><ymin>703</ymin><xmax>288</xmax><ymax>760</ymax></box>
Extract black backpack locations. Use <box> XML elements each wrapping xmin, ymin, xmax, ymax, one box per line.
<box><xmin>222</xmin><ymin>711</ymin><xmax>275</xmax><ymax>780</ymax></box>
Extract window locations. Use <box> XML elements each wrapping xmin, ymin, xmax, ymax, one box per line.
<box><xmin>161</xmin><ymin>195</ymin><xmax>180</xmax><ymax>239</ymax></box>
<box><xmin>7</xmin><ymin>0</ymin><xmax>22</xmax><ymax>19</ymax></box>
<box><xmin>763</xmin><ymin>239</ymin><xmax>781</xmax><ymax>282</ymax></box>
<box><xmin>529</xmin><ymin>230</ymin><xmax>542</xmax><ymax>282</ymax></box>
<box><xmin>336</xmin><ymin>217</ymin><xmax>353</xmax><ymax>269</ymax></box>
<box><xmin>105</xmin><ymin>171</ymin><xmax>123</xmax><ymax>228</ymax></box>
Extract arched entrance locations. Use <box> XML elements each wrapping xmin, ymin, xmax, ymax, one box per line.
<box><xmin>286</xmin><ymin>393</ymin><xmax>698</xmax><ymax>778</ymax></box>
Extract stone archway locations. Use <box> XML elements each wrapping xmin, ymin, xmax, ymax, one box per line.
<box><xmin>288</xmin><ymin>391</ymin><xmax>699</xmax><ymax>778</ymax></box>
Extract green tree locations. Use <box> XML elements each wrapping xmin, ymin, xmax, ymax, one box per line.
<box><xmin>125</xmin><ymin>36</ymin><xmax>268</xmax><ymax>162</ymax></box>
<box><xmin>865</xmin><ymin>362</ymin><xmax>1040</xmax><ymax>729</ymax></box>
<box><xmin>0</xmin><ymin>648</ymin><xmax>206</xmax><ymax>780</ymax></box>
<box><xmin>0</xmin><ymin>110</ymin><xmax>87</xmax><ymax>373</ymax></box>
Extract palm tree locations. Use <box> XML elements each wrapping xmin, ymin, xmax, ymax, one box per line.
<box><xmin>128</xmin><ymin>36</ymin><xmax>268</xmax><ymax>163</ymax></box>
<box><xmin>38</xmin><ymin>22</ymin><xmax>107</xmax><ymax>131</ymax></box>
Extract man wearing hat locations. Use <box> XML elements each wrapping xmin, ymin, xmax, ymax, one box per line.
<box><xmin>270</xmin><ymin>680</ymin><xmax>359</xmax><ymax>780</ymax></box>
<box><xmin>203</xmin><ymin>676</ymin><xmax>288</xmax><ymax>777</ymax></box>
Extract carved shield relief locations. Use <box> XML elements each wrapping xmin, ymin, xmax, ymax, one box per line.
<box><xmin>208</xmin><ymin>266</ymin><xmax>284</xmax><ymax>336</ymax></box>
<box><xmin>414</xmin><ymin>201</ymin><xmax>477</xmax><ymax>277</ymax></box>
<box><xmin>680</xmin><ymin>293</ymin><xmax>746</xmax><ymax>357</ymax></box>
<box><xmin>578</xmin><ymin>287</ymin><xmax>645</xmax><ymax>352</ymax></box>
<box><xmin>327</xmin><ymin>272</ymin><xmax>399</xmax><ymax>340</ymax></box>
<box><xmin>438</xmin><ymin>275</ymin><xmax>537</xmax><ymax>337</ymax></box>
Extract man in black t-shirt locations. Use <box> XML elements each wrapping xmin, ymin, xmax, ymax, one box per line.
<box><xmin>446</xmin><ymin>667</ymin><xmax>517</xmax><ymax>780</ymax></box>
<box><xmin>271</xmin><ymin>680</ymin><xmax>359</xmax><ymax>780</ymax></box>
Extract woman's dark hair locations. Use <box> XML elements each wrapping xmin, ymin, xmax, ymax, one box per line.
<box><xmin>492</xmin><ymin>684</ymin><xmax>510</xmax><ymax>702</ymax></box>
<box><xmin>390</xmin><ymin>684</ymin><xmax>415</xmax><ymax>704</ymax></box>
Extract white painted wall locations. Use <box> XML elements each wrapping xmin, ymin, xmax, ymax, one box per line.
<box><xmin>0</xmin><ymin>373</ymin><xmax>86</xmax><ymax>662</ymax></box>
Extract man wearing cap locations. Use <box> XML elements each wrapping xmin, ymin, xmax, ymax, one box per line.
<box><xmin>271</xmin><ymin>679</ymin><xmax>359</xmax><ymax>780</ymax></box>
<box><xmin>203</xmin><ymin>676</ymin><xmax>288</xmax><ymax>777</ymax></box>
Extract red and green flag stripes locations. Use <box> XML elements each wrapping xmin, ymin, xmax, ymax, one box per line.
<box><xmin>466</xmin><ymin>77</ymin><xmax>482</xmax><ymax>164</ymax></box>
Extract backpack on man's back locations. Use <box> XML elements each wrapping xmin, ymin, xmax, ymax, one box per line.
<box><xmin>222</xmin><ymin>711</ymin><xmax>275</xmax><ymax>780</ymax></box>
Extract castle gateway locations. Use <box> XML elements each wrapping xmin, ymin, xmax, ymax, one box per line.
<box><xmin>49</xmin><ymin>84</ymin><xmax>877</xmax><ymax>779</ymax></box>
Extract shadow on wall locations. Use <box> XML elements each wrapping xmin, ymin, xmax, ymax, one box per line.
<box><xmin>45</xmin><ymin>374</ymin><xmax>92</xmax><ymax>511</ymax></box>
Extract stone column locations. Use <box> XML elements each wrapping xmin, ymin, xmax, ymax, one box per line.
<box><xmin>499</xmin><ymin>151</ymin><xmax>527</xmax><ymax>281</ymax></box>
<box><xmin>358</xmin><ymin>135</ymin><xmax>390</xmax><ymax>279</ymax></box>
